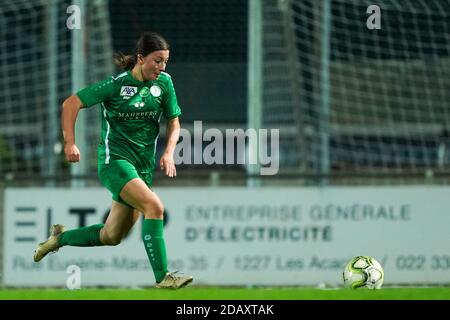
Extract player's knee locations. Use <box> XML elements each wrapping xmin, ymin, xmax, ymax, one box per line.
<box><xmin>101</xmin><ymin>229</ymin><xmax>123</xmax><ymax>246</ymax></box>
<box><xmin>105</xmin><ymin>236</ymin><xmax>122</xmax><ymax>246</ymax></box>
<box><xmin>142</xmin><ymin>198</ymin><xmax>164</xmax><ymax>219</ymax></box>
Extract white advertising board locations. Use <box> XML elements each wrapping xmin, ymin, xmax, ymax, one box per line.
<box><xmin>3</xmin><ymin>187</ymin><xmax>450</xmax><ymax>287</ymax></box>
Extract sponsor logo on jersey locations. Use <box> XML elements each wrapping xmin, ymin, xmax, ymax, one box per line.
<box><xmin>117</xmin><ymin>110</ymin><xmax>158</xmax><ymax>121</ymax></box>
<box><xmin>150</xmin><ymin>85</ymin><xmax>162</xmax><ymax>97</ymax></box>
<box><xmin>120</xmin><ymin>86</ymin><xmax>137</xmax><ymax>98</ymax></box>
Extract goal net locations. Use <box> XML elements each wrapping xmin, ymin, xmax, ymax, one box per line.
<box><xmin>260</xmin><ymin>0</ymin><xmax>450</xmax><ymax>183</ymax></box>
<box><xmin>0</xmin><ymin>0</ymin><xmax>113</xmax><ymax>181</ymax></box>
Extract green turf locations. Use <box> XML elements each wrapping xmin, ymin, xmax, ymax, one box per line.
<box><xmin>0</xmin><ymin>287</ymin><xmax>449</xmax><ymax>300</ymax></box>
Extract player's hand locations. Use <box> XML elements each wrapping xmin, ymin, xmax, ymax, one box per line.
<box><xmin>64</xmin><ymin>143</ymin><xmax>81</xmax><ymax>163</ymax></box>
<box><xmin>160</xmin><ymin>153</ymin><xmax>176</xmax><ymax>177</ymax></box>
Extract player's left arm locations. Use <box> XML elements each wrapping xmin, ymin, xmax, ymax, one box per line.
<box><xmin>160</xmin><ymin>117</ymin><xmax>180</xmax><ymax>178</ymax></box>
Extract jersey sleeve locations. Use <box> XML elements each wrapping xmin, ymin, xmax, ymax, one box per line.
<box><xmin>162</xmin><ymin>76</ymin><xmax>182</xmax><ymax>120</ymax></box>
<box><xmin>76</xmin><ymin>77</ymin><xmax>115</xmax><ymax>108</ymax></box>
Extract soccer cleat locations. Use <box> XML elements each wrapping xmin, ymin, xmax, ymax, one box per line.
<box><xmin>156</xmin><ymin>271</ymin><xmax>193</xmax><ymax>289</ymax></box>
<box><xmin>33</xmin><ymin>224</ymin><xmax>66</xmax><ymax>262</ymax></box>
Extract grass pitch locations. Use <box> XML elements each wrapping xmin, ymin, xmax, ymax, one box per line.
<box><xmin>0</xmin><ymin>287</ymin><xmax>449</xmax><ymax>300</ymax></box>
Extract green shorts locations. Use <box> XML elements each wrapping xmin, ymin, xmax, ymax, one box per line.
<box><xmin>98</xmin><ymin>159</ymin><xmax>153</xmax><ymax>204</ymax></box>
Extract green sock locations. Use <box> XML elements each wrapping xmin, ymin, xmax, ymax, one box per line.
<box><xmin>142</xmin><ymin>219</ymin><xmax>168</xmax><ymax>283</ymax></box>
<box><xmin>58</xmin><ymin>224</ymin><xmax>104</xmax><ymax>247</ymax></box>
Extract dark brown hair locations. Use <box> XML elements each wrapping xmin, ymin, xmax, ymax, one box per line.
<box><xmin>113</xmin><ymin>32</ymin><xmax>170</xmax><ymax>70</ymax></box>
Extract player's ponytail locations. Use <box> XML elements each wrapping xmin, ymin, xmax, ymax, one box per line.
<box><xmin>113</xmin><ymin>52</ymin><xmax>135</xmax><ymax>70</ymax></box>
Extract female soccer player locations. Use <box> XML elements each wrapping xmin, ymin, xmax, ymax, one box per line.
<box><xmin>33</xmin><ymin>32</ymin><xmax>193</xmax><ymax>289</ymax></box>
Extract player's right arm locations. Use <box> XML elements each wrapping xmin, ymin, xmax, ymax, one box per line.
<box><xmin>62</xmin><ymin>76</ymin><xmax>115</xmax><ymax>163</ymax></box>
<box><xmin>61</xmin><ymin>95</ymin><xmax>83</xmax><ymax>163</ymax></box>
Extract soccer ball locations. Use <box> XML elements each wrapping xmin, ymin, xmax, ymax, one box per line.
<box><xmin>343</xmin><ymin>256</ymin><xmax>384</xmax><ymax>289</ymax></box>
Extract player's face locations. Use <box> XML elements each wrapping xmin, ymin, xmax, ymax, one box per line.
<box><xmin>139</xmin><ymin>50</ymin><xmax>169</xmax><ymax>81</ymax></box>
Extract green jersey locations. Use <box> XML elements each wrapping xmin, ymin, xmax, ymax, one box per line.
<box><xmin>77</xmin><ymin>71</ymin><xmax>181</xmax><ymax>172</ymax></box>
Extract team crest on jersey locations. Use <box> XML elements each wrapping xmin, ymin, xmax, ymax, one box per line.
<box><xmin>150</xmin><ymin>85</ymin><xmax>162</xmax><ymax>97</ymax></box>
<box><xmin>120</xmin><ymin>86</ymin><xmax>137</xmax><ymax>98</ymax></box>
<box><xmin>139</xmin><ymin>87</ymin><xmax>150</xmax><ymax>98</ymax></box>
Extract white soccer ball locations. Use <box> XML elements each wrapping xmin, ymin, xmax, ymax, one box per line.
<box><xmin>343</xmin><ymin>256</ymin><xmax>384</xmax><ymax>289</ymax></box>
